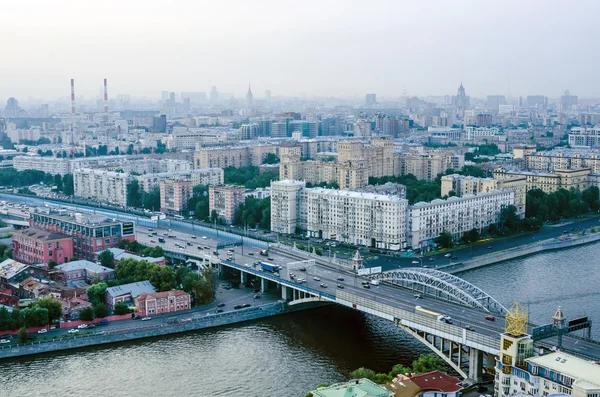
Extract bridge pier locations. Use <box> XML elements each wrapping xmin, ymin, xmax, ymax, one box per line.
<box><xmin>218</xmin><ymin>263</ymin><xmax>224</xmax><ymax>278</ymax></box>
<box><xmin>240</xmin><ymin>271</ymin><xmax>248</xmax><ymax>286</ymax></box>
<box><xmin>485</xmin><ymin>352</ymin><xmax>496</xmax><ymax>374</ymax></box>
<box><xmin>281</xmin><ymin>285</ymin><xmax>292</xmax><ymax>301</ymax></box>
<box><xmin>468</xmin><ymin>348</ymin><xmax>484</xmax><ymax>382</ymax></box>
<box><xmin>260</xmin><ymin>277</ymin><xmax>268</xmax><ymax>293</ymax></box>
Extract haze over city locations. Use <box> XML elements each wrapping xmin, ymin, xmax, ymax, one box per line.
<box><xmin>2</xmin><ymin>0</ymin><xmax>599</xmax><ymax>99</ymax></box>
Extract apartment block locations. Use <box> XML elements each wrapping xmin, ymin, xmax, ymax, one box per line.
<box><xmin>280</xmin><ymin>160</ymin><xmax>369</xmax><ymax>190</ymax></box>
<box><xmin>568</xmin><ymin>126</ymin><xmax>600</xmax><ymax>147</ymax></box>
<box><xmin>463</xmin><ymin>126</ymin><xmax>504</xmax><ymax>141</ymax></box>
<box><xmin>73</xmin><ymin>168</ymin><xmax>130</xmax><ymax>206</ymax></box>
<box><xmin>135</xmin><ymin>168</ymin><xmax>223</xmax><ymax>192</ymax></box>
<box><xmin>441</xmin><ymin>174</ymin><xmax>527</xmax><ymax>216</ymax></box>
<box><xmin>494</xmin><ymin>168</ymin><xmax>592</xmax><ymax>194</ymax></box>
<box><xmin>13</xmin><ymin>156</ymin><xmax>70</xmax><ymax>176</ymax></box>
<box><xmin>12</xmin><ymin>228</ymin><xmax>74</xmax><ymax>265</ymax></box>
<box><xmin>31</xmin><ymin>208</ymin><xmax>135</xmax><ymax>261</ymax></box>
<box><xmin>337</xmin><ymin>137</ymin><xmax>394</xmax><ymax>178</ymax></box>
<box><xmin>160</xmin><ymin>179</ymin><xmax>193</xmax><ymax>214</ymax></box>
<box><xmin>209</xmin><ymin>185</ymin><xmax>245</xmax><ymax>223</ymax></box>
<box><xmin>409</xmin><ymin>190</ymin><xmax>514</xmax><ymax>249</ymax></box>
<box><xmin>194</xmin><ymin>146</ymin><xmax>250</xmax><ymax>169</ymax></box>
<box><xmin>524</xmin><ymin>150</ymin><xmax>600</xmax><ymax>173</ymax></box>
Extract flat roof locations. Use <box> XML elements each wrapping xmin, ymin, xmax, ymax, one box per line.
<box><xmin>527</xmin><ymin>352</ymin><xmax>600</xmax><ymax>387</ymax></box>
<box><xmin>55</xmin><ymin>260</ymin><xmax>114</xmax><ymax>274</ymax></box>
<box><xmin>13</xmin><ymin>227</ymin><xmax>72</xmax><ymax>242</ymax></box>
<box><xmin>308</xmin><ymin>187</ymin><xmax>407</xmax><ymax>203</ymax></box>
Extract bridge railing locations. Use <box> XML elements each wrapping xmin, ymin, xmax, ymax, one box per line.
<box><xmin>335</xmin><ymin>290</ymin><xmax>500</xmax><ymax>352</ymax></box>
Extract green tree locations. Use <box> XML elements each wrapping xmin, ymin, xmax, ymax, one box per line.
<box><xmin>98</xmin><ymin>250</ymin><xmax>115</xmax><ymax>268</ymax></box>
<box><xmin>350</xmin><ymin>367</ymin><xmax>376</xmax><ymax>380</ymax></box>
<box><xmin>126</xmin><ymin>180</ymin><xmax>142</xmax><ymax>207</ymax></box>
<box><xmin>87</xmin><ymin>282</ymin><xmax>108</xmax><ymax>306</ymax></box>
<box><xmin>79</xmin><ymin>306</ymin><xmax>94</xmax><ymax>321</ymax></box>
<box><xmin>142</xmin><ymin>186</ymin><xmax>161</xmax><ymax>211</ymax></box>
<box><xmin>54</xmin><ymin>174</ymin><xmax>63</xmax><ymax>192</ymax></box>
<box><xmin>113</xmin><ymin>301</ymin><xmax>131</xmax><ymax>315</ymax></box>
<box><xmin>48</xmin><ymin>260</ymin><xmax>57</xmax><ymax>269</ymax></box>
<box><xmin>21</xmin><ymin>306</ymin><xmax>49</xmax><ymax>327</ymax></box>
<box><xmin>18</xmin><ymin>326</ymin><xmax>28</xmax><ymax>342</ymax></box>
<box><xmin>389</xmin><ymin>363</ymin><xmax>412</xmax><ymax>377</ymax></box>
<box><xmin>62</xmin><ymin>173</ymin><xmax>74</xmax><ymax>196</ymax></box>
<box><xmin>33</xmin><ymin>297</ymin><xmax>62</xmax><ymax>324</ymax></box>
<box><xmin>434</xmin><ymin>232</ymin><xmax>453</xmax><ymax>248</ymax></box>
<box><xmin>210</xmin><ymin>209</ymin><xmax>219</xmax><ymax>224</ymax></box>
<box><xmin>262</xmin><ymin>152</ymin><xmax>280</xmax><ymax>164</ymax></box>
<box><xmin>460</xmin><ymin>228</ymin><xmax>480</xmax><ymax>245</ymax></box>
<box><xmin>93</xmin><ymin>303</ymin><xmax>108</xmax><ymax>319</ymax></box>
<box><xmin>411</xmin><ymin>355</ymin><xmax>447</xmax><ymax>373</ymax></box>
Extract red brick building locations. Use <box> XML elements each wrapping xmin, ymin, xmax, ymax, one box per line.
<box><xmin>12</xmin><ymin>228</ymin><xmax>74</xmax><ymax>265</ymax></box>
<box><xmin>134</xmin><ymin>290</ymin><xmax>191</xmax><ymax>316</ymax></box>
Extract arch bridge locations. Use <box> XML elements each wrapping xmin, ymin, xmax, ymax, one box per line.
<box><xmin>367</xmin><ymin>268</ymin><xmax>508</xmax><ymax>316</ymax></box>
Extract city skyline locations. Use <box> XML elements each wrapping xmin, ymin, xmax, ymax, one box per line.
<box><xmin>2</xmin><ymin>0</ymin><xmax>599</xmax><ymax>100</ymax></box>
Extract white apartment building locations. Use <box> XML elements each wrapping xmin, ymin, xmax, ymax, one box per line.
<box><xmin>270</xmin><ymin>180</ymin><xmax>408</xmax><ymax>250</ymax></box>
<box><xmin>568</xmin><ymin>126</ymin><xmax>600</xmax><ymax>147</ymax></box>
<box><xmin>73</xmin><ymin>169</ymin><xmax>130</xmax><ymax>206</ymax></box>
<box><xmin>13</xmin><ymin>156</ymin><xmax>70</xmax><ymax>176</ymax></box>
<box><xmin>409</xmin><ymin>190</ymin><xmax>514</xmax><ymax>249</ymax></box>
<box><xmin>135</xmin><ymin>168</ymin><xmax>223</xmax><ymax>192</ymax></box>
<box><xmin>7</xmin><ymin>127</ymin><xmax>41</xmax><ymax>143</ymax></box>
<box><xmin>464</xmin><ymin>126</ymin><xmax>504</xmax><ymax>141</ymax></box>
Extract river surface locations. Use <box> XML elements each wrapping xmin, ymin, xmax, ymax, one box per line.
<box><xmin>2</xmin><ymin>243</ymin><xmax>599</xmax><ymax>397</ymax></box>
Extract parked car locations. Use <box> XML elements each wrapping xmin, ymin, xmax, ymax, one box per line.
<box><xmin>141</xmin><ymin>317</ymin><xmax>152</xmax><ymax>321</ymax></box>
<box><xmin>37</xmin><ymin>329</ymin><xmax>47</xmax><ymax>334</ymax></box>
<box><xmin>217</xmin><ymin>303</ymin><xmax>225</xmax><ymax>307</ymax></box>
<box><xmin>68</xmin><ymin>329</ymin><xmax>79</xmax><ymax>334</ymax></box>
<box><xmin>0</xmin><ymin>339</ymin><xmax>10</xmax><ymax>344</ymax></box>
<box><xmin>77</xmin><ymin>324</ymin><xmax>88</xmax><ymax>329</ymax></box>
<box><xmin>97</xmin><ymin>319</ymin><xmax>108</xmax><ymax>326</ymax></box>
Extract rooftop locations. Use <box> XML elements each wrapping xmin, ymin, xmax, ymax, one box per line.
<box><xmin>55</xmin><ymin>260</ymin><xmax>114</xmax><ymax>274</ymax></box>
<box><xmin>308</xmin><ymin>187</ymin><xmax>407</xmax><ymax>203</ymax></box>
<box><xmin>409</xmin><ymin>371</ymin><xmax>462</xmax><ymax>393</ymax></box>
<box><xmin>12</xmin><ymin>227</ymin><xmax>72</xmax><ymax>242</ymax></box>
<box><xmin>0</xmin><ymin>259</ymin><xmax>28</xmax><ymax>280</ymax></box>
<box><xmin>106</xmin><ymin>280</ymin><xmax>156</xmax><ymax>299</ymax></box>
<box><xmin>97</xmin><ymin>248</ymin><xmax>164</xmax><ymax>264</ymax></box>
<box><xmin>312</xmin><ymin>378</ymin><xmax>393</xmax><ymax>397</ymax></box>
<box><xmin>412</xmin><ymin>189</ymin><xmax>511</xmax><ymax>208</ymax></box>
<box><xmin>527</xmin><ymin>352</ymin><xmax>600</xmax><ymax>387</ymax></box>
<box><xmin>136</xmin><ymin>290</ymin><xmax>189</xmax><ymax>301</ymax></box>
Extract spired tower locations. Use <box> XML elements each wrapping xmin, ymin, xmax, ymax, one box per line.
<box><xmin>495</xmin><ymin>302</ymin><xmax>534</xmax><ymax>396</ymax></box>
<box><xmin>352</xmin><ymin>251</ymin><xmax>363</xmax><ymax>271</ymax></box>
<box><xmin>246</xmin><ymin>84</ymin><xmax>254</xmax><ymax>107</ymax></box>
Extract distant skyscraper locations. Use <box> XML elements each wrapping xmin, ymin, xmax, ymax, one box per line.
<box><xmin>4</xmin><ymin>98</ymin><xmax>21</xmax><ymax>118</ymax></box>
<box><xmin>153</xmin><ymin>115</ymin><xmax>167</xmax><ymax>132</ymax></box>
<box><xmin>452</xmin><ymin>83</ymin><xmax>470</xmax><ymax>109</ymax></box>
<box><xmin>265</xmin><ymin>90</ymin><xmax>271</xmax><ymax>101</ymax></box>
<box><xmin>486</xmin><ymin>95</ymin><xmax>506</xmax><ymax>110</ymax></box>
<box><xmin>246</xmin><ymin>84</ymin><xmax>253</xmax><ymax>107</ymax></box>
<box><xmin>526</xmin><ymin>95</ymin><xmax>547</xmax><ymax>108</ymax></box>
<box><xmin>560</xmin><ymin>90</ymin><xmax>578</xmax><ymax>110</ymax></box>
<box><xmin>365</xmin><ymin>93</ymin><xmax>377</xmax><ymax>105</ymax></box>
<box><xmin>210</xmin><ymin>86</ymin><xmax>219</xmax><ymax>103</ymax></box>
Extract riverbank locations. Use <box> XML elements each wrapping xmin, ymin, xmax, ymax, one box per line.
<box><xmin>439</xmin><ymin>231</ymin><xmax>600</xmax><ymax>274</ymax></box>
<box><xmin>0</xmin><ymin>300</ymin><xmax>327</xmax><ymax>360</ymax></box>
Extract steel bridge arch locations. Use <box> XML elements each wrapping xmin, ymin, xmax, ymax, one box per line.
<box><xmin>367</xmin><ymin>268</ymin><xmax>508</xmax><ymax>315</ymax></box>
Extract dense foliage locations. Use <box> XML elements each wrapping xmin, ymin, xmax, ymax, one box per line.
<box><xmin>126</xmin><ymin>180</ymin><xmax>160</xmax><ymax>210</ymax></box>
<box><xmin>526</xmin><ymin>187</ymin><xmax>599</xmax><ymax>223</ymax></box>
<box><xmin>187</xmin><ymin>185</ymin><xmax>210</xmax><ymax>220</ymax></box>
<box><xmin>348</xmin><ymin>355</ymin><xmax>447</xmax><ymax>385</ymax></box>
<box><xmin>262</xmin><ymin>153</ymin><xmax>280</xmax><ymax>164</ymax></box>
<box><xmin>232</xmin><ymin>196</ymin><xmax>271</xmax><ymax>229</ymax></box>
<box><xmin>118</xmin><ymin>239</ymin><xmax>164</xmax><ymax>258</ymax></box>
<box><xmin>224</xmin><ymin>166</ymin><xmax>278</xmax><ymax>189</ymax></box>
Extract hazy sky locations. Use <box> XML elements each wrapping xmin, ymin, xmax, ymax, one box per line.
<box><xmin>2</xmin><ymin>0</ymin><xmax>599</xmax><ymax>100</ymax></box>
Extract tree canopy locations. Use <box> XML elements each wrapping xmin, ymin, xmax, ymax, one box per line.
<box><xmin>224</xmin><ymin>166</ymin><xmax>278</xmax><ymax>189</ymax></box>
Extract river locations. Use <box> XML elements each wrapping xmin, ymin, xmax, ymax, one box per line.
<box><xmin>1</xmin><ymin>243</ymin><xmax>599</xmax><ymax>397</ymax></box>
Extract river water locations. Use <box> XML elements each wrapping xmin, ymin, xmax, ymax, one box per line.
<box><xmin>2</xmin><ymin>243</ymin><xmax>599</xmax><ymax>397</ymax></box>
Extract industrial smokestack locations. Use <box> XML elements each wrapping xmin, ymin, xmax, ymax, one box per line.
<box><xmin>103</xmin><ymin>78</ymin><xmax>108</xmax><ymax>113</ymax></box>
<box><xmin>71</xmin><ymin>79</ymin><xmax>76</xmax><ymax>115</ymax></box>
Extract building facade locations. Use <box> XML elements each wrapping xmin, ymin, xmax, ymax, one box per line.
<box><xmin>409</xmin><ymin>190</ymin><xmax>515</xmax><ymax>249</ymax></box>
<box><xmin>134</xmin><ymin>290</ymin><xmax>191</xmax><ymax>317</ymax></box>
<box><xmin>12</xmin><ymin>228</ymin><xmax>74</xmax><ymax>265</ymax></box>
<box><xmin>73</xmin><ymin>168</ymin><xmax>130</xmax><ymax>206</ymax></box>
<box><xmin>568</xmin><ymin>126</ymin><xmax>600</xmax><ymax>147</ymax></box>
<box><xmin>494</xmin><ymin>168</ymin><xmax>593</xmax><ymax>194</ymax></box>
<box><xmin>54</xmin><ymin>260</ymin><xmax>115</xmax><ymax>283</ymax></box>
<box><xmin>31</xmin><ymin>208</ymin><xmax>135</xmax><ymax>261</ymax></box>
<box><xmin>159</xmin><ymin>179</ymin><xmax>193</xmax><ymax>214</ymax></box>
<box><xmin>13</xmin><ymin>156</ymin><xmax>71</xmax><ymax>176</ymax></box>
<box><xmin>209</xmin><ymin>185</ymin><xmax>245</xmax><ymax>223</ymax></box>
<box><xmin>105</xmin><ymin>280</ymin><xmax>156</xmax><ymax>311</ymax></box>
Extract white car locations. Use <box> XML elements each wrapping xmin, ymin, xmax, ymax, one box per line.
<box><xmin>37</xmin><ymin>329</ymin><xmax>47</xmax><ymax>334</ymax></box>
<box><xmin>313</xmin><ymin>277</ymin><xmax>321</xmax><ymax>281</ymax></box>
<box><xmin>77</xmin><ymin>324</ymin><xmax>88</xmax><ymax>329</ymax></box>
<box><xmin>0</xmin><ymin>339</ymin><xmax>10</xmax><ymax>344</ymax></box>
<box><xmin>68</xmin><ymin>329</ymin><xmax>79</xmax><ymax>334</ymax></box>
<box><xmin>202</xmin><ymin>236</ymin><xmax>208</xmax><ymax>239</ymax></box>
<box><xmin>412</xmin><ymin>260</ymin><xmax>419</xmax><ymax>264</ymax></box>
<box><xmin>444</xmin><ymin>253</ymin><xmax>451</xmax><ymax>258</ymax></box>
<box><xmin>141</xmin><ymin>317</ymin><xmax>152</xmax><ymax>321</ymax></box>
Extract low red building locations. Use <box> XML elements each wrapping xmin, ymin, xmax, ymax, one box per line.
<box><xmin>134</xmin><ymin>290</ymin><xmax>191</xmax><ymax>317</ymax></box>
<box><xmin>12</xmin><ymin>228</ymin><xmax>74</xmax><ymax>265</ymax></box>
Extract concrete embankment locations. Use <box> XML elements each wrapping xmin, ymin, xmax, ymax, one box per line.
<box><xmin>0</xmin><ymin>301</ymin><xmax>326</xmax><ymax>360</ymax></box>
<box><xmin>441</xmin><ymin>232</ymin><xmax>600</xmax><ymax>275</ymax></box>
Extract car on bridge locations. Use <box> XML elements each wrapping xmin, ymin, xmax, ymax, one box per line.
<box><xmin>337</xmin><ymin>276</ymin><xmax>344</xmax><ymax>281</ymax></box>
<box><xmin>217</xmin><ymin>303</ymin><xmax>225</xmax><ymax>307</ymax></box>
<box><xmin>464</xmin><ymin>325</ymin><xmax>475</xmax><ymax>331</ymax></box>
<box><xmin>234</xmin><ymin>305</ymin><xmax>242</xmax><ymax>310</ymax></box>
<box><xmin>485</xmin><ymin>315</ymin><xmax>495</xmax><ymax>321</ymax></box>
<box><xmin>313</xmin><ymin>277</ymin><xmax>320</xmax><ymax>281</ymax></box>
<box><xmin>337</xmin><ymin>284</ymin><xmax>344</xmax><ymax>289</ymax></box>
<box><xmin>320</xmin><ymin>283</ymin><xmax>327</xmax><ymax>288</ymax></box>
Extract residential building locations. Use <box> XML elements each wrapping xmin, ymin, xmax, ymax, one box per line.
<box><xmin>135</xmin><ymin>168</ymin><xmax>223</xmax><ymax>192</ymax></box>
<box><xmin>280</xmin><ymin>160</ymin><xmax>369</xmax><ymax>190</ymax></box>
<box><xmin>134</xmin><ymin>290</ymin><xmax>191</xmax><ymax>317</ymax></box>
<box><xmin>240</xmin><ymin>123</ymin><xmax>260</xmax><ymax>140</ymax></box>
<box><xmin>13</xmin><ymin>156</ymin><xmax>70</xmax><ymax>176</ymax></box>
<box><xmin>441</xmin><ymin>174</ymin><xmax>527</xmax><ymax>216</ymax></box>
<box><xmin>337</xmin><ymin>138</ymin><xmax>394</xmax><ymax>178</ymax></box>
<box><xmin>494</xmin><ymin>168</ymin><xmax>592</xmax><ymax>194</ymax></box>
<box><xmin>409</xmin><ymin>190</ymin><xmax>515</xmax><ymax>249</ymax></box>
<box><xmin>568</xmin><ymin>126</ymin><xmax>600</xmax><ymax>147</ymax></box>
<box><xmin>525</xmin><ymin>150</ymin><xmax>600</xmax><ymax>173</ymax></box>
<box><xmin>160</xmin><ymin>179</ymin><xmax>193</xmax><ymax>214</ymax></box>
<box><xmin>312</xmin><ymin>378</ymin><xmax>393</xmax><ymax>397</ymax></box>
<box><xmin>560</xmin><ymin>90</ymin><xmax>578</xmax><ymax>110</ymax></box>
<box><xmin>54</xmin><ymin>260</ymin><xmax>115</xmax><ymax>283</ymax></box>
<box><xmin>105</xmin><ymin>280</ymin><xmax>156</xmax><ymax>311</ymax></box>
<box><xmin>365</xmin><ymin>93</ymin><xmax>377</xmax><ymax>105</ymax></box>
<box><xmin>12</xmin><ymin>227</ymin><xmax>74</xmax><ymax>265</ymax></box>
<box><xmin>7</xmin><ymin>126</ymin><xmax>41</xmax><ymax>144</ymax></box>
<box><xmin>245</xmin><ymin>187</ymin><xmax>271</xmax><ymax>200</ymax></box>
<box><xmin>270</xmin><ymin>180</ymin><xmax>408</xmax><ymax>250</ymax></box>
<box><xmin>513</xmin><ymin>145</ymin><xmax>537</xmax><ymax>160</ymax></box>
<box><xmin>464</xmin><ymin>126</ymin><xmax>503</xmax><ymax>141</ymax></box>
<box><xmin>194</xmin><ymin>146</ymin><xmax>250</xmax><ymax>169</ymax></box>
<box><xmin>209</xmin><ymin>185</ymin><xmax>245</xmax><ymax>223</ymax></box>
<box><xmin>73</xmin><ymin>168</ymin><xmax>130</xmax><ymax>206</ymax></box>
<box><xmin>394</xmin><ymin>153</ymin><xmax>464</xmax><ymax>182</ymax></box>
<box><xmin>19</xmin><ymin>277</ymin><xmax>48</xmax><ymax>298</ymax></box>
<box><xmin>31</xmin><ymin>208</ymin><xmax>135</xmax><ymax>261</ymax></box>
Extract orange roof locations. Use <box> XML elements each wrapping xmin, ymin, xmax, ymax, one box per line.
<box><xmin>410</xmin><ymin>371</ymin><xmax>462</xmax><ymax>393</ymax></box>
